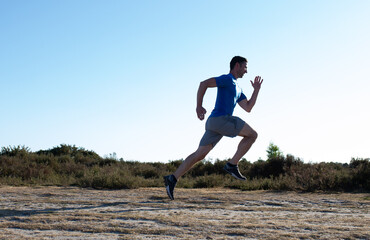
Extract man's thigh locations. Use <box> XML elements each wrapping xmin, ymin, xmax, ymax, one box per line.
<box><xmin>207</xmin><ymin>115</ymin><xmax>245</xmax><ymax>138</ymax></box>
<box><xmin>199</xmin><ymin>130</ymin><xmax>223</xmax><ymax>147</ymax></box>
<box><xmin>238</xmin><ymin>122</ymin><xmax>257</xmax><ymax>138</ymax></box>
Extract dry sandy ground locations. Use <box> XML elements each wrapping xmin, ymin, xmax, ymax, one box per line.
<box><xmin>0</xmin><ymin>186</ymin><xmax>369</xmax><ymax>240</ymax></box>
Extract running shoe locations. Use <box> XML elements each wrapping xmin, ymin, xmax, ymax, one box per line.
<box><xmin>224</xmin><ymin>163</ymin><xmax>246</xmax><ymax>181</ymax></box>
<box><xmin>164</xmin><ymin>174</ymin><xmax>177</xmax><ymax>200</ymax></box>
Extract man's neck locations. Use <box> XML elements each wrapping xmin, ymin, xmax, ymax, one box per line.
<box><xmin>229</xmin><ymin>71</ymin><xmax>238</xmax><ymax>80</ymax></box>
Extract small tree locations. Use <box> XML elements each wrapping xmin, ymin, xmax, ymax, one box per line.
<box><xmin>266</xmin><ymin>142</ymin><xmax>283</xmax><ymax>160</ymax></box>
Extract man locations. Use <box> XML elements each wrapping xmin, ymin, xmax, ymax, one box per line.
<box><xmin>164</xmin><ymin>56</ymin><xmax>263</xmax><ymax>200</ymax></box>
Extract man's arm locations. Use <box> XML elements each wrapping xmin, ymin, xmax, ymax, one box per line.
<box><xmin>238</xmin><ymin>76</ymin><xmax>263</xmax><ymax>113</ymax></box>
<box><xmin>196</xmin><ymin>78</ymin><xmax>217</xmax><ymax>120</ymax></box>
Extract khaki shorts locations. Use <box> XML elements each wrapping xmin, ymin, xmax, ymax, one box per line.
<box><xmin>199</xmin><ymin>115</ymin><xmax>245</xmax><ymax>147</ymax></box>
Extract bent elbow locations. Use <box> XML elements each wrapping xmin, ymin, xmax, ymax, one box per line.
<box><xmin>244</xmin><ymin>104</ymin><xmax>252</xmax><ymax>113</ymax></box>
<box><xmin>199</xmin><ymin>81</ymin><xmax>208</xmax><ymax>90</ymax></box>
<box><xmin>244</xmin><ymin>102</ymin><xmax>254</xmax><ymax>113</ymax></box>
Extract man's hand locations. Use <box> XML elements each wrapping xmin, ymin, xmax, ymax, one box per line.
<box><xmin>250</xmin><ymin>76</ymin><xmax>263</xmax><ymax>91</ymax></box>
<box><xmin>196</xmin><ymin>106</ymin><xmax>207</xmax><ymax>120</ymax></box>
<box><xmin>239</xmin><ymin>76</ymin><xmax>263</xmax><ymax>113</ymax></box>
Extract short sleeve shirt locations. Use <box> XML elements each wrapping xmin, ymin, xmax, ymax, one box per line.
<box><xmin>209</xmin><ymin>73</ymin><xmax>246</xmax><ymax>117</ymax></box>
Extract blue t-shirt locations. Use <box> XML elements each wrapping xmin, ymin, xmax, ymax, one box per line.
<box><xmin>209</xmin><ymin>73</ymin><xmax>246</xmax><ymax>117</ymax></box>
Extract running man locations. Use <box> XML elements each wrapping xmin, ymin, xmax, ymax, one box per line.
<box><xmin>164</xmin><ymin>56</ymin><xmax>263</xmax><ymax>200</ymax></box>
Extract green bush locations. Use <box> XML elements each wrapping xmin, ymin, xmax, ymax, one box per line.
<box><xmin>193</xmin><ymin>174</ymin><xmax>225</xmax><ymax>188</ymax></box>
<box><xmin>1</xmin><ymin>145</ymin><xmax>31</xmax><ymax>157</ymax></box>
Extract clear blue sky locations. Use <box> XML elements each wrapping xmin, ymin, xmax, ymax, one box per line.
<box><xmin>1</xmin><ymin>0</ymin><xmax>369</xmax><ymax>163</ymax></box>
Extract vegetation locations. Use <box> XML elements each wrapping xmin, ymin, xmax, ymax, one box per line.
<box><xmin>0</xmin><ymin>144</ymin><xmax>369</xmax><ymax>192</ymax></box>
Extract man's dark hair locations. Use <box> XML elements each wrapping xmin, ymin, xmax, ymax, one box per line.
<box><xmin>230</xmin><ymin>56</ymin><xmax>247</xmax><ymax>71</ymax></box>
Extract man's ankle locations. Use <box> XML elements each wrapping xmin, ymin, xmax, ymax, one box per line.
<box><xmin>227</xmin><ymin>162</ymin><xmax>237</xmax><ymax>167</ymax></box>
<box><xmin>171</xmin><ymin>174</ymin><xmax>178</xmax><ymax>182</ymax></box>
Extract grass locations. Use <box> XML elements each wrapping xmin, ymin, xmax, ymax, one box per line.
<box><xmin>0</xmin><ymin>186</ymin><xmax>368</xmax><ymax>239</ymax></box>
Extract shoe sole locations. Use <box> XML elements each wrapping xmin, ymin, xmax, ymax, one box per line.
<box><xmin>224</xmin><ymin>167</ymin><xmax>246</xmax><ymax>181</ymax></box>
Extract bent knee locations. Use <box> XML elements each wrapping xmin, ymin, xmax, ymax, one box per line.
<box><xmin>195</xmin><ymin>145</ymin><xmax>212</xmax><ymax>159</ymax></box>
<box><xmin>250</xmin><ymin>130</ymin><xmax>258</xmax><ymax>141</ymax></box>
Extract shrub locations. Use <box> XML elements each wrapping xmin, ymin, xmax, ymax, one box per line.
<box><xmin>1</xmin><ymin>145</ymin><xmax>31</xmax><ymax>157</ymax></box>
<box><xmin>193</xmin><ymin>174</ymin><xmax>225</xmax><ymax>188</ymax></box>
<box><xmin>0</xmin><ymin>144</ymin><xmax>368</xmax><ymax>192</ymax></box>
<box><xmin>350</xmin><ymin>158</ymin><xmax>370</xmax><ymax>191</ymax></box>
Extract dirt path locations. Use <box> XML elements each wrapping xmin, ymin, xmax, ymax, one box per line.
<box><xmin>0</xmin><ymin>186</ymin><xmax>368</xmax><ymax>239</ymax></box>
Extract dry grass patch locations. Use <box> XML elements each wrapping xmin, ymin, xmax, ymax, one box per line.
<box><xmin>0</xmin><ymin>186</ymin><xmax>368</xmax><ymax>239</ymax></box>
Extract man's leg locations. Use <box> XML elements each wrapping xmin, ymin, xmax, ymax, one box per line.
<box><xmin>164</xmin><ymin>144</ymin><xmax>213</xmax><ymax>200</ymax></box>
<box><xmin>223</xmin><ymin>123</ymin><xmax>257</xmax><ymax>180</ymax></box>
<box><xmin>229</xmin><ymin>123</ymin><xmax>258</xmax><ymax>165</ymax></box>
<box><xmin>173</xmin><ymin>144</ymin><xmax>213</xmax><ymax>180</ymax></box>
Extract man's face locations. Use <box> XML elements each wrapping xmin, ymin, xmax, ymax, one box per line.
<box><xmin>237</xmin><ymin>61</ymin><xmax>248</xmax><ymax>78</ymax></box>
